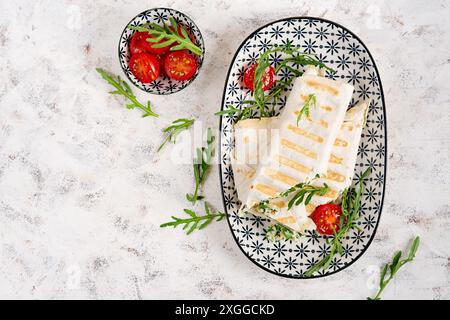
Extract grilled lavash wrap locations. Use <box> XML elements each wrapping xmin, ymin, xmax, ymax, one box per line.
<box><xmin>230</xmin><ymin>65</ymin><xmax>373</xmax><ymax>232</ymax></box>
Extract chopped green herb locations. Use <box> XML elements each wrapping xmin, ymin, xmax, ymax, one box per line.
<box><xmin>265</xmin><ymin>223</ymin><xmax>302</xmax><ymax>242</ymax></box>
<box><xmin>254</xmin><ymin>199</ymin><xmax>278</xmax><ymax>215</ymax></box>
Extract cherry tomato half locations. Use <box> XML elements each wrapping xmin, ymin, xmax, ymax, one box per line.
<box><xmin>243</xmin><ymin>64</ymin><xmax>276</xmax><ymax>92</ymax></box>
<box><xmin>164</xmin><ymin>51</ymin><xmax>198</xmax><ymax>81</ymax></box>
<box><xmin>312</xmin><ymin>203</ymin><xmax>343</xmax><ymax>235</ymax></box>
<box><xmin>129</xmin><ymin>32</ymin><xmax>148</xmax><ymax>55</ymax></box>
<box><xmin>129</xmin><ymin>52</ymin><xmax>160</xmax><ymax>83</ymax></box>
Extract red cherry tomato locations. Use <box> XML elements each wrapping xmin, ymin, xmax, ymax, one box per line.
<box><xmin>164</xmin><ymin>51</ymin><xmax>198</xmax><ymax>81</ymax></box>
<box><xmin>129</xmin><ymin>52</ymin><xmax>160</xmax><ymax>83</ymax></box>
<box><xmin>129</xmin><ymin>32</ymin><xmax>147</xmax><ymax>55</ymax></box>
<box><xmin>312</xmin><ymin>203</ymin><xmax>343</xmax><ymax>235</ymax></box>
<box><xmin>129</xmin><ymin>31</ymin><xmax>170</xmax><ymax>55</ymax></box>
<box><xmin>243</xmin><ymin>64</ymin><xmax>276</xmax><ymax>91</ymax></box>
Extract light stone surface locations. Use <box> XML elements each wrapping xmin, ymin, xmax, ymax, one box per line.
<box><xmin>0</xmin><ymin>0</ymin><xmax>449</xmax><ymax>299</ymax></box>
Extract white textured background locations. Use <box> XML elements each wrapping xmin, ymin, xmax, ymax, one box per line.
<box><xmin>0</xmin><ymin>0</ymin><xmax>449</xmax><ymax>299</ymax></box>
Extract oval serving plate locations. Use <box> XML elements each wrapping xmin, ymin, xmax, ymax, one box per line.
<box><xmin>218</xmin><ymin>17</ymin><xmax>386</xmax><ymax>278</ymax></box>
<box><xmin>118</xmin><ymin>8</ymin><xmax>205</xmax><ymax>95</ymax></box>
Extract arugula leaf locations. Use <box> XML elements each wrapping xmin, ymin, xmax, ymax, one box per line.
<box><xmin>285</xmin><ymin>182</ymin><xmax>328</xmax><ymax>210</ymax></box>
<box><xmin>214</xmin><ymin>104</ymin><xmax>256</xmax><ymax>121</ymax></box>
<box><xmin>129</xmin><ymin>17</ymin><xmax>203</xmax><ymax>56</ymax></box>
<box><xmin>160</xmin><ymin>202</ymin><xmax>226</xmax><ymax>235</ymax></box>
<box><xmin>368</xmin><ymin>236</ymin><xmax>420</xmax><ymax>300</ymax></box>
<box><xmin>96</xmin><ymin>68</ymin><xmax>159</xmax><ymax>118</ymax></box>
<box><xmin>252</xmin><ymin>51</ymin><xmax>272</xmax><ymax>117</ymax></box>
<box><xmin>186</xmin><ymin>128</ymin><xmax>215</xmax><ymax>204</ymax></box>
<box><xmin>158</xmin><ymin>118</ymin><xmax>195</xmax><ymax>152</ymax></box>
<box><xmin>215</xmin><ymin>42</ymin><xmax>334</xmax><ymax>121</ymax></box>
<box><xmin>277</xmin><ymin>174</ymin><xmax>328</xmax><ymax>210</ymax></box>
<box><xmin>296</xmin><ymin>94</ymin><xmax>317</xmax><ymax>126</ymax></box>
<box><xmin>214</xmin><ymin>106</ymin><xmax>241</xmax><ymax>116</ymax></box>
<box><xmin>259</xmin><ymin>41</ymin><xmax>333</xmax><ymax>108</ymax></box>
<box><xmin>304</xmin><ymin>168</ymin><xmax>371</xmax><ymax>277</ymax></box>
<box><xmin>252</xmin><ymin>176</ymin><xmax>328</xmax><ymax>222</ymax></box>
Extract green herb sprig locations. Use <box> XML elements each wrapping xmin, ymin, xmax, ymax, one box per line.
<box><xmin>186</xmin><ymin>128</ymin><xmax>215</xmax><ymax>204</ymax></box>
<box><xmin>265</xmin><ymin>223</ymin><xmax>302</xmax><ymax>242</ymax></box>
<box><xmin>279</xmin><ymin>174</ymin><xmax>328</xmax><ymax>210</ymax></box>
<box><xmin>158</xmin><ymin>118</ymin><xmax>195</xmax><ymax>152</ymax></box>
<box><xmin>368</xmin><ymin>236</ymin><xmax>420</xmax><ymax>300</ymax></box>
<box><xmin>296</xmin><ymin>93</ymin><xmax>317</xmax><ymax>126</ymax></box>
<box><xmin>160</xmin><ymin>202</ymin><xmax>226</xmax><ymax>235</ymax></box>
<box><xmin>129</xmin><ymin>17</ymin><xmax>203</xmax><ymax>56</ymax></box>
<box><xmin>304</xmin><ymin>168</ymin><xmax>371</xmax><ymax>277</ymax></box>
<box><xmin>214</xmin><ymin>104</ymin><xmax>256</xmax><ymax>121</ymax></box>
<box><xmin>251</xmin><ymin>43</ymin><xmax>333</xmax><ymax>117</ymax></box>
<box><xmin>96</xmin><ymin>68</ymin><xmax>158</xmax><ymax>118</ymax></box>
<box><xmin>281</xmin><ymin>181</ymin><xmax>328</xmax><ymax>210</ymax></box>
<box><xmin>215</xmin><ymin>42</ymin><xmax>333</xmax><ymax>120</ymax></box>
<box><xmin>252</xmin><ymin>176</ymin><xmax>327</xmax><ymax>215</ymax></box>
<box><xmin>252</xmin><ymin>51</ymin><xmax>272</xmax><ymax>117</ymax></box>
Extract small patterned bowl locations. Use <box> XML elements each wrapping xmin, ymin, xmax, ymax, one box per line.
<box><xmin>118</xmin><ymin>8</ymin><xmax>205</xmax><ymax>95</ymax></box>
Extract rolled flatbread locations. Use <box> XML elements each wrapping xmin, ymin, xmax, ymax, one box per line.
<box><xmin>231</xmin><ymin>70</ymin><xmax>368</xmax><ymax>232</ymax></box>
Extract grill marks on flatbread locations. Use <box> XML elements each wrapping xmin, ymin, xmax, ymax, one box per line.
<box><xmin>280</xmin><ymin>138</ymin><xmax>318</xmax><ymax>160</ymax></box>
<box><xmin>264</xmin><ymin>168</ymin><xmax>299</xmax><ymax>187</ymax></box>
<box><xmin>287</xmin><ymin>124</ymin><xmax>325</xmax><ymax>143</ymax></box>
<box><xmin>305</xmin><ymin>79</ymin><xmax>340</xmax><ymax>96</ymax></box>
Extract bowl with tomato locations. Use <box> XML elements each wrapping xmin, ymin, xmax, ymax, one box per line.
<box><xmin>118</xmin><ymin>8</ymin><xmax>205</xmax><ymax>95</ymax></box>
